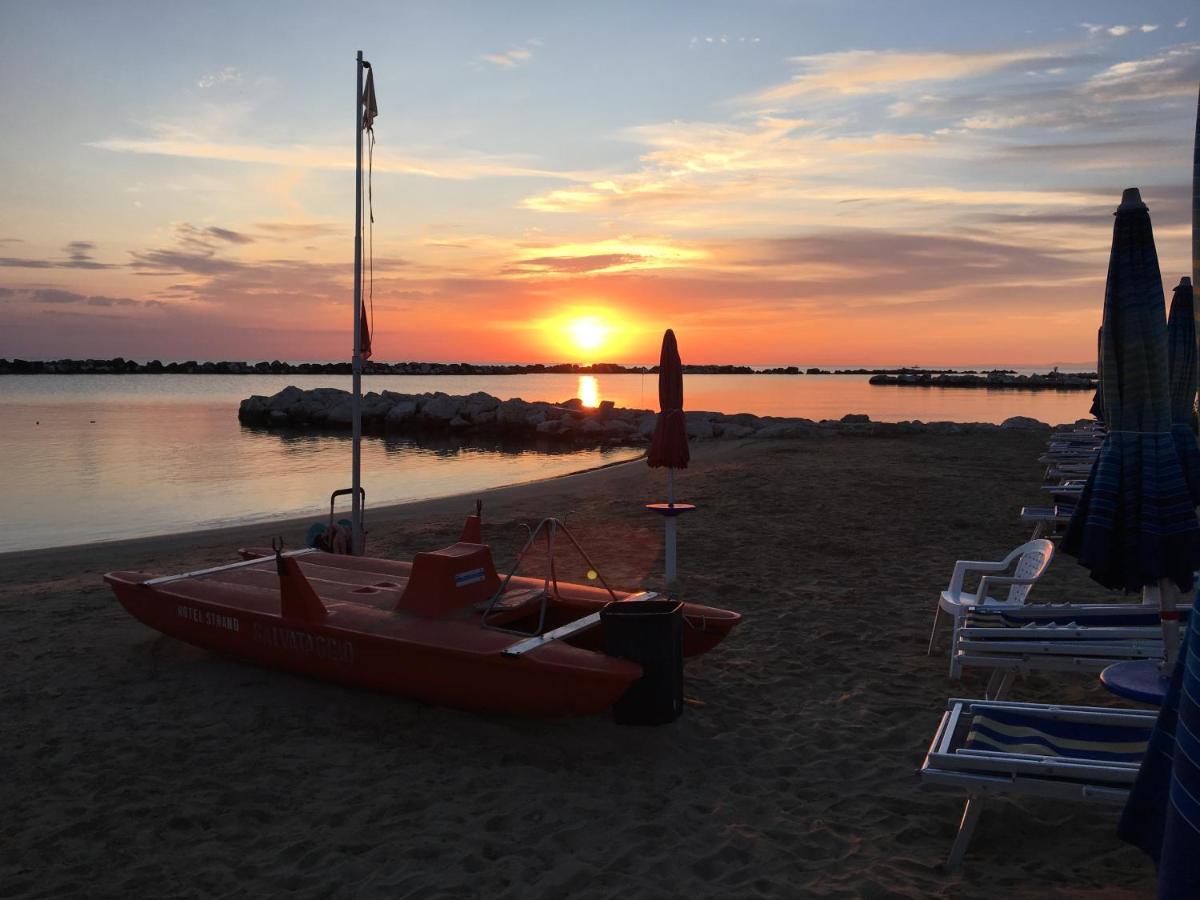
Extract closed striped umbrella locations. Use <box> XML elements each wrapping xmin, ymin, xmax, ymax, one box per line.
<box><xmin>1060</xmin><ymin>189</ymin><xmax>1200</xmax><ymax>594</ymax></box>
<box><xmin>1118</xmin><ymin>586</ymin><xmax>1200</xmax><ymax>896</ymax></box>
<box><xmin>1116</xmin><ymin>83</ymin><xmax>1200</xmax><ymax>900</ymax></box>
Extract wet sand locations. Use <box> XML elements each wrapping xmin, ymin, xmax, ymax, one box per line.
<box><xmin>0</xmin><ymin>432</ymin><xmax>1155</xmax><ymax>898</ymax></box>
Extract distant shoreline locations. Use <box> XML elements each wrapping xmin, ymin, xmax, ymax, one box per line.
<box><xmin>0</xmin><ymin>357</ymin><xmax>1086</xmax><ymax>378</ymax></box>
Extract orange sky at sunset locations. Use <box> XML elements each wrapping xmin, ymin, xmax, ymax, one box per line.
<box><xmin>1</xmin><ymin>3</ymin><xmax>1197</xmax><ymax>367</ymax></box>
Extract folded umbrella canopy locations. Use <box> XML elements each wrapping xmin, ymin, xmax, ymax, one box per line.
<box><xmin>648</xmin><ymin>329</ymin><xmax>689</xmax><ymax>470</ymax></box>
<box><xmin>1116</xmin><ymin>86</ymin><xmax>1200</xmax><ymax>900</ymax></box>
<box><xmin>1167</xmin><ymin>276</ymin><xmax>1200</xmax><ymax>500</ymax></box>
<box><xmin>1061</xmin><ymin>189</ymin><xmax>1200</xmax><ymax>596</ymax></box>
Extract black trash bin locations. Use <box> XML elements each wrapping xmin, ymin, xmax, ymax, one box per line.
<box><xmin>601</xmin><ymin>599</ymin><xmax>684</xmax><ymax>726</ymax></box>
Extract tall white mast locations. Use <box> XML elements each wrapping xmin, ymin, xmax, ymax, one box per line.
<box><xmin>351</xmin><ymin>50</ymin><xmax>365</xmax><ymax>554</ymax></box>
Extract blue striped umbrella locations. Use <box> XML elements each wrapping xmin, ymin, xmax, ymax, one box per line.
<box><xmin>1118</xmin><ymin>587</ymin><xmax>1200</xmax><ymax>896</ymax></box>
<box><xmin>1116</xmin><ymin>83</ymin><xmax>1200</xmax><ymax>900</ymax></box>
<box><xmin>1168</xmin><ymin>277</ymin><xmax>1200</xmax><ymax>502</ymax></box>
<box><xmin>1061</xmin><ymin>189</ymin><xmax>1200</xmax><ymax>594</ymax></box>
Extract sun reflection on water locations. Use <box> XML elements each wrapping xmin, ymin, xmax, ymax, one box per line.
<box><xmin>579</xmin><ymin>375</ymin><xmax>600</xmax><ymax>408</ymax></box>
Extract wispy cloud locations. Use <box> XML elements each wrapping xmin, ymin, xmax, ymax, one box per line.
<box><xmin>480</xmin><ymin>39</ymin><xmax>541</xmax><ymax>69</ymax></box>
<box><xmin>197</xmin><ymin>66</ymin><xmax>241</xmax><ymax>89</ymax></box>
<box><xmin>742</xmin><ymin>47</ymin><xmax>1061</xmax><ymax>105</ymax></box>
<box><xmin>0</xmin><ymin>241</ymin><xmax>116</xmax><ymax>270</ymax></box>
<box><xmin>88</xmin><ymin>125</ymin><xmax>581</xmax><ymax>181</ymax></box>
<box><xmin>1086</xmin><ymin>42</ymin><xmax>1200</xmax><ymax>101</ymax></box>
<box><xmin>0</xmin><ymin>286</ymin><xmax>165</xmax><ymax>310</ymax></box>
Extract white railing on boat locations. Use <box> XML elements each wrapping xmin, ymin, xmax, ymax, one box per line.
<box><xmin>501</xmin><ymin>592</ymin><xmax>658</xmax><ymax>657</ymax></box>
<box><xmin>142</xmin><ymin>548</ymin><xmax>318</xmax><ymax>586</ymax></box>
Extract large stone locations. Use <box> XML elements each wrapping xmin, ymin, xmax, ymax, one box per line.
<box><xmin>841</xmin><ymin>413</ymin><xmax>870</xmax><ymax>424</ymax></box>
<box><xmin>718</xmin><ymin>424</ymin><xmax>755</xmax><ymax>439</ymax></box>
<box><xmin>496</xmin><ymin>398</ymin><xmax>534</xmax><ymax>426</ymax></box>
<box><xmin>637</xmin><ymin>414</ymin><xmax>657</xmax><ymax>437</ymax></box>
<box><xmin>267</xmin><ymin>385</ymin><xmax>304</xmax><ymax>410</ymax></box>
<box><xmin>325</xmin><ymin>400</ymin><xmax>354</xmax><ymax>428</ymax></box>
<box><xmin>239</xmin><ymin>395</ymin><xmax>270</xmax><ymax>420</ymax></box>
<box><xmin>686</xmin><ymin>418</ymin><xmax>714</xmax><ymax>439</ymax></box>
<box><xmin>267</xmin><ymin>409</ymin><xmax>290</xmax><ymax>426</ymax></box>
<box><xmin>422</xmin><ymin>394</ymin><xmax>462</xmax><ymax>422</ymax></box>
<box><xmin>384</xmin><ymin>400</ymin><xmax>418</xmax><ymax>426</ymax></box>
<box><xmin>1000</xmin><ymin>416</ymin><xmax>1049</xmax><ymax>430</ymax></box>
<box><xmin>536</xmin><ymin>419</ymin><xmax>564</xmax><ymax>435</ymax></box>
<box><xmin>602</xmin><ymin>419</ymin><xmax>635</xmax><ymax>436</ymax></box>
<box><xmin>463</xmin><ymin>392</ymin><xmax>500</xmax><ymax>418</ymax></box>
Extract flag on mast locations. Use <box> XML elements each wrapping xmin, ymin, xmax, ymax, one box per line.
<box><xmin>360</xmin><ymin>62</ymin><xmax>377</xmax><ymax>360</ymax></box>
<box><xmin>363</xmin><ymin>66</ymin><xmax>378</xmax><ymax>129</ymax></box>
<box><xmin>360</xmin><ymin>306</ymin><xmax>372</xmax><ymax>359</ymax></box>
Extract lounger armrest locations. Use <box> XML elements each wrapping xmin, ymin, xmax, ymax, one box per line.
<box><xmin>947</xmin><ymin>559</ymin><xmax>1009</xmax><ymax>597</ymax></box>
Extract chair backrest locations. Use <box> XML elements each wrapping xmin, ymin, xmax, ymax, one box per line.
<box><xmin>1003</xmin><ymin>538</ymin><xmax>1055</xmax><ymax>604</ymax></box>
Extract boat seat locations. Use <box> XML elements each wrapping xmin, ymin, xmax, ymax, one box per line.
<box><xmin>396</xmin><ymin>542</ymin><xmax>501</xmax><ymax>618</ymax></box>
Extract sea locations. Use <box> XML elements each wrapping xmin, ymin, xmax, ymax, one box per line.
<box><xmin>0</xmin><ymin>371</ymin><xmax>1094</xmax><ymax>553</ymax></box>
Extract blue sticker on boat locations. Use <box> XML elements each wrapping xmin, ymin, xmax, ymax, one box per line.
<box><xmin>455</xmin><ymin>567</ymin><xmax>486</xmax><ymax>588</ymax></box>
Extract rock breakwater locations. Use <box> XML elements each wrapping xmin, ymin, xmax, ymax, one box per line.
<box><xmin>238</xmin><ymin>386</ymin><xmax>1063</xmax><ymax>445</ymax></box>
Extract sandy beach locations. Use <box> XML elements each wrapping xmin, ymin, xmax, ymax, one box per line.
<box><xmin>0</xmin><ymin>431</ymin><xmax>1155</xmax><ymax>898</ymax></box>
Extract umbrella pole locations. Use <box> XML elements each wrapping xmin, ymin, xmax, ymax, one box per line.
<box><xmin>665</xmin><ymin>468</ymin><xmax>677</xmax><ymax>586</ymax></box>
<box><xmin>1149</xmin><ymin>578</ymin><xmax>1182</xmax><ymax>675</ymax></box>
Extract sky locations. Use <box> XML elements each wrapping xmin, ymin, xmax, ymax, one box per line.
<box><xmin>0</xmin><ymin>0</ymin><xmax>1197</xmax><ymax>367</ymax></box>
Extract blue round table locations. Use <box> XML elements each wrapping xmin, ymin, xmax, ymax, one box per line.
<box><xmin>1100</xmin><ymin>659</ymin><xmax>1170</xmax><ymax>705</ymax></box>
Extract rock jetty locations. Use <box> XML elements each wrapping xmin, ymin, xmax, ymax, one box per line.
<box><xmin>238</xmin><ymin>386</ymin><xmax>1064</xmax><ymax>446</ymax></box>
<box><xmin>869</xmin><ymin>370</ymin><xmax>1096</xmax><ymax>390</ymax></box>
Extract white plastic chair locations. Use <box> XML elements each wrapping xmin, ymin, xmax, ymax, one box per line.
<box><xmin>927</xmin><ymin>538</ymin><xmax>1055</xmax><ymax>669</ymax></box>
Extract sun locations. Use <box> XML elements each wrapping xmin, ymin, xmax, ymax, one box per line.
<box><xmin>568</xmin><ymin>317</ymin><xmax>609</xmax><ymax>354</ymax></box>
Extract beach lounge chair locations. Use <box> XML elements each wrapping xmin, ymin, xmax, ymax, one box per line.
<box><xmin>927</xmin><ymin>539</ymin><xmax>1055</xmax><ymax>661</ymax></box>
<box><xmin>919</xmin><ymin>698</ymin><xmax>1156</xmax><ymax>869</ymax></box>
<box><xmin>950</xmin><ymin>615</ymin><xmax>1163</xmax><ymax>698</ymax></box>
<box><xmin>1019</xmin><ymin>506</ymin><xmax>1074</xmax><ymax>540</ymax></box>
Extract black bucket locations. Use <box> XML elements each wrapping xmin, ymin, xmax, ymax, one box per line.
<box><xmin>601</xmin><ymin>599</ymin><xmax>684</xmax><ymax>726</ymax></box>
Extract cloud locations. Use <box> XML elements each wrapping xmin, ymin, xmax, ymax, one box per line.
<box><xmin>197</xmin><ymin>66</ymin><xmax>241</xmax><ymax>89</ymax></box>
<box><xmin>254</xmin><ymin>222</ymin><xmax>343</xmax><ymax>239</ymax></box>
<box><xmin>505</xmin><ymin>253</ymin><xmax>646</xmax><ymax>275</ymax></box>
<box><xmin>1141</xmin><ymin>24</ymin><xmax>1159</xmax><ymax>33</ymax></box>
<box><xmin>742</xmin><ymin>47</ymin><xmax>1062</xmax><ymax>105</ymax></box>
<box><xmin>480</xmin><ymin>39</ymin><xmax>541</xmax><ymax>68</ymax></box>
<box><xmin>203</xmin><ymin>226</ymin><xmax>253</xmax><ymax>244</ymax></box>
<box><xmin>1178</xmin><ymin>19</ymin><xmax>1189</xmax><ymax>29</ymax></box>
<box><xmin>0</xmin><ymin>286</ymin><xmax>165</xmax><ymax>310</ymax></box>
<box><xmin>0</xmin><ymin>241</ymin><xmax>116</xmax><ymax>270</ymax></box>
<box><xmin>1108</xmin><ymin>25</ymin><xmax>1131</xmax><ymax>37</ymax></box>
<box><xmin>89</xmin><ymin>127</ymin><xmax>580</xmax><ymax>181</ymax></box>
<box><xmin>502</xmin><ymin>238</ymin><xmax>707</xmax><ymax>276</ymax></box>
<box><xmin>521</xmin><ymin>116</ymin><xmax>939</xmax><ymax>214</ymax></box>
<box><xmin>1085</xmin><ymin>42</ymin><xmax>1200</xmax><ymax>101</ymax></box>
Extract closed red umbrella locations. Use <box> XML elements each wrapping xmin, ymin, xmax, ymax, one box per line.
<box><xmin>648</xmin><ymin>329</ymin><xmax>690</xmax><ymax>469</ymax></box>
<box><xmin>645</xmin><ymin>329</ymin><xmax>694</xmax><ymax>587</ymax></box>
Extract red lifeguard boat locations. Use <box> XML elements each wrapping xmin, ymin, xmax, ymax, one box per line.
<box><xmin>104</xmin><ymin>517</ymin><xmax>741</xmax><ymax>717</ymax></box>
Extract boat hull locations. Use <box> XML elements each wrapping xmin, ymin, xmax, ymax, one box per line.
<box><xmin>105</xmin><ymin>547</ymin><xmax>740</xmax><ymax>717</ymax></box>
<box><xmin>106</xmin><ymin>566</ymin><xmax>641</xmax><ymax>717</ymax></box>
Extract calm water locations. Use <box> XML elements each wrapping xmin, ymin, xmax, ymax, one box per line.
<box><xmin>0</xmin><ymin>373</ymin><xmax>1093</xmax><ymax>553</ymax></box>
